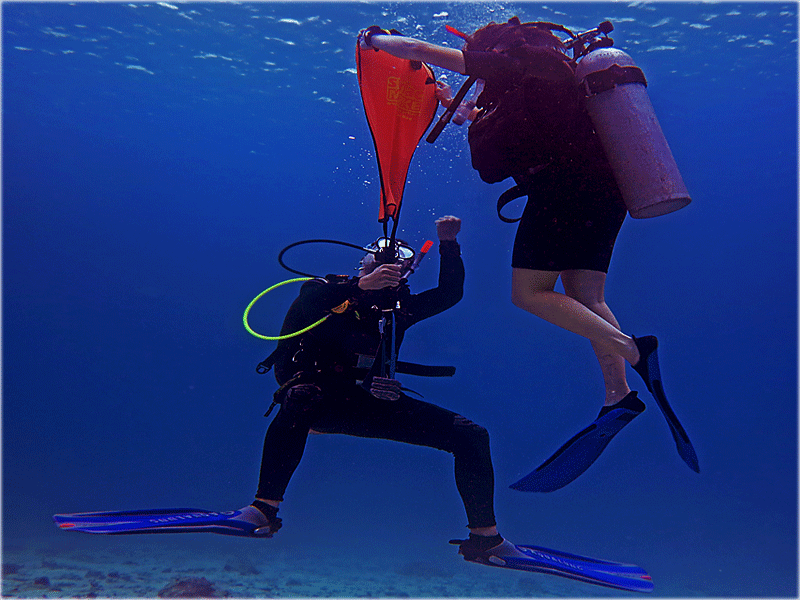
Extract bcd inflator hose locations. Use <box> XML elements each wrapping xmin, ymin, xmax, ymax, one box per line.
<box><xmin>243</xmin><ymin>277</ymin><xmax>329</xmax><ymax>341</ymax></box>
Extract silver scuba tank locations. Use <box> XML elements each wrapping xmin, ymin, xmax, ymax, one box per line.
<box><xmin>575</xmin><ymin>47</ymin><xmax>691</xmax><ymax>218</ymax></box>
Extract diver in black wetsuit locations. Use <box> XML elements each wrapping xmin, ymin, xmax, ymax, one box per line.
<box><xmin>236</xmin><ymin>216</ymin><xmax>513</xmax><ymax>560</ymax></box>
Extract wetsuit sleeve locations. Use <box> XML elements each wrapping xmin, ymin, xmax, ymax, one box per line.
<box><xmin>463</xmin><ymin>50</ymin><xmax>524</xmax><ymax>81</ymax></box>
<box><xmin>404</xmin><ymin>240</ymin><xmax>464</xmax><ymax>326</ymax></box>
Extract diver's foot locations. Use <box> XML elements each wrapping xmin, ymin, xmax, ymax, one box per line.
<box><xmin>450</xmin><ymin>535</ymin><xmax>529</xmax><ymax>562</ymax></box>
<box><xmin>597</xmin><ymin>391</ymin><xmax>646</xmax><ymax>419</ymax></box>
<box><xmin>450</xmin><ymin>533</ymin><xmax>504</xmax><ymax>561</ymax></box>
<box><xmin>236</xmin><ymin>501</ymin><xmax>282</xmax><ymax>537</ymax></box>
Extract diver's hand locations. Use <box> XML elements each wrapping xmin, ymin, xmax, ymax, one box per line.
<box><xmin>435</xmin><ymin>81</ymin><xmax>454</xmax><ymax>106</ymax></box>
<box><xmin>359</xmin><ymin>26</ymin><xmax>390</xmax><ymax>49</ymax></box>
<box><xmin>370</xmin><ymin>377</ymin><xmax>402</xmax><ymax>401</ymax></box>
<box><xmin>358</xmin><ymin>263</ymin><xmax>403</xmax><ymax>290</ymax></box>
<box><xmin>436</xmin><ymin>215</ymin><xmax>461</xmax><ymax>241</ymax></box>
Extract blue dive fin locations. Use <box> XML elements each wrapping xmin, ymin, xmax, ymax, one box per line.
<box><xmin>53</xmin><ymin>508</ymin><xmax>266</xmax><ymax>537</ymax></box>
<box><xmin>466</xmin><ymin>540</ymin><xmax>654</xmax><ymax>593</ymax></box>
<box><xmin>633</xmin><ymin>336</ymin><xmax>700</xmax><ymax>473</ymax></box>
<box><xmin>510</xmin><ymin>404</ymin><xmax>642</xmax><ymax>492</ymax></box>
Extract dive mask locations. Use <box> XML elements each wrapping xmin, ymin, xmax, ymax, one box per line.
<box><xmin>365</xmin><ymin>237</ymin><xmax>415</xmax><ymax>265</ymax></box>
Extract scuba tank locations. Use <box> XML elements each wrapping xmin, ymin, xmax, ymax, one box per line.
<box><xmin>575</xmin><ymin>47</ymin><xmax>691</xmax><ymax>218</ymax></box>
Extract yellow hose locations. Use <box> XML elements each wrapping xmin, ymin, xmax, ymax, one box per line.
<box><xmin>243</xmin><ymin>277</ymin><xmax>330</xmax><ymax>341</ymax></box>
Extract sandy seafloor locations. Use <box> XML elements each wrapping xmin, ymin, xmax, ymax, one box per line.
<box><xmin>1</xmin><ymin>532</ymin><xmax>694</xmax><ymax>599</ymax></box>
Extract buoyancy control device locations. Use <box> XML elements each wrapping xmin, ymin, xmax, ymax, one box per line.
<box><xmin>433</xmin><ymin>18</ymin><xmax>691</xmax><ymax>219</ymax></box>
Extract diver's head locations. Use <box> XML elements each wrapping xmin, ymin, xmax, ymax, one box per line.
<box><xmin>466</xmin><ymin>17</ymin><xmax>567</xmax><ymax>54</ymax></box>
<box><xmin>358</xmin><ymin>238</ymin><xmax>415</xmax><ymax>276</ymax></box>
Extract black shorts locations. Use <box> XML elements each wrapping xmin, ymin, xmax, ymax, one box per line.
<box><xmin>511</xmin><ymin>156</ymin><xmax>627</xmax><ymax>273</ymax></box>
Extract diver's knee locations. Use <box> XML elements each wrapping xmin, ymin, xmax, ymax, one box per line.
<box><xmin>510</xmin><ymin>287</ymin><xmax>527</xmax><ymax>310</ymax></box>
<box><xmin>453</xmin><ymin>415</ymin><xmax>490</xmax><ymax>449</ymax></box>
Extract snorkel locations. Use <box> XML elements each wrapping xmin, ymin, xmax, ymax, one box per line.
<box><xmin>402</xmin><ymin>239</ymin><xmax>434</xmax><ymax>278</ymax></box>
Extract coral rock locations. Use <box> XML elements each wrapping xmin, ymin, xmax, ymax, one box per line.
<box><xmin>157</xmin><ymin>576</ymin><xmax>227</xmax><ymax>598</ymax></box>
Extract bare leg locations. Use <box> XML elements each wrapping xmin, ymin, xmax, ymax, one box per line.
<box><xmin>511</xmin><ymin>268</ymin><xmax>640</xmax><ymax>405</ymax></box>
<box><xmin>561</xmin><ymin>270</ymin><xmax>631</xmax><ymax>405</ymax></box>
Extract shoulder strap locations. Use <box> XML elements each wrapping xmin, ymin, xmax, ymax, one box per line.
<box><xmin>583</xmin><ymin>63</ymin><xmax>646</xmax><ymax>95</ymax></box>
<box><xmin>496</xmin><ymin>185</ymin><xmax>527</xmax><ymax>223</ymax></box>
<box><xmin>396</xmin><ymin>361</ymin><xmax>456</xmax><ymax>377</ymax></box>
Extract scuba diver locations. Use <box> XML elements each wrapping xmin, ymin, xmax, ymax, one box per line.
<box><xmin>358</xmin><ymin>18</ymin><xmax>698</xmax><ymax>490</ymax></box>
<box><xmin>52</xmin><ymin>214</ymin><xmax>655</xmax><ymax>591</ymax></box>
<box><xmin>234</xmin><ymin>215</ymin><xmax>517</xmax><ymax>559</ymax></box>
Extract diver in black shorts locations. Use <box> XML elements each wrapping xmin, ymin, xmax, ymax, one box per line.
<box><xmin>360</xmin><ymin>18</ymin><xmax>699</xmax><ymax>486</ymax></box>
<box><xmin>362</xmin><ymin>24</ymin><xmax>641</xmax><ymax>411</ymax></box>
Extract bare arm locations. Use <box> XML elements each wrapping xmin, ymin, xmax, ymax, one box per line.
<box><xmin>367</xmin><ymin>34</ymin><xmax>466</xmax><ymax>75</ymax></box>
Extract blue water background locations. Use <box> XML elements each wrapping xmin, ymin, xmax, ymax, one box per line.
<box><xmin>3</xmin><ymin>2</ymin><xmax>797</xmax><ymax>597</ymax></box>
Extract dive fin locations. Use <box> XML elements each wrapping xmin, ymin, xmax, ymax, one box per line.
<box><xmin>356</xmin><ymin>31</ymin><xmax>439</xmax><ymax>224</ymax></box>
<box><xmin>632</xmin><ymin>336</ymin><xmax>700</xmax><ymax>473</ymax></box>
<box><xmin>457</xmin><ymin>539</ymin><xmax>653</xmax><ymax>593</ymax></box>
<box><xmin>510</xmin><ymin>396</ymin><xmax>644</xmax><ymax>492</ymax></box>
<box><xmin>53</xmin><ymin>508</ymin><xmax>270</xmax><ymax>537</ymax></box>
